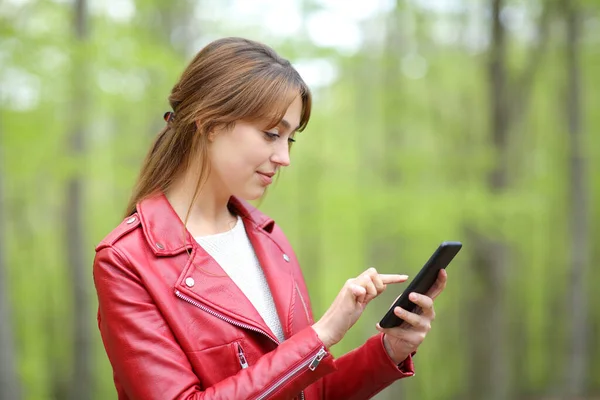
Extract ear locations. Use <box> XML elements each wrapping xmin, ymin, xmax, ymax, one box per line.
<box><xmin>207</xmin><ymin>122</ymin><xmax>229</xmax><ymax>142</ymax></box>
<box><xmin>196</xmin><ymin>120</ymin><xmax>216</xmax><ymax>142</ymax></box>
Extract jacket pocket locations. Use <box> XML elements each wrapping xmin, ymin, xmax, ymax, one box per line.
<box><xmin>184</xmin><ymin>340</ymin><xmax>248</xmax><ymax>388</ymax></box>
<box><xmin>234</xmin><ymin>341</ymin><xmax>249</xmax><ymax>370</ymax></box>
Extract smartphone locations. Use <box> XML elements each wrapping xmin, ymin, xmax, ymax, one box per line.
<box><xmin>379</xmin><ymin>241</ymin><xmax>462</xmax><ymax>329</ymax></box>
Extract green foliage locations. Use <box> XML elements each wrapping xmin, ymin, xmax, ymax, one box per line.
<box><xmin>1</xmin><ymin>0</ymin><xmax>599</xmax><ymax>399</ymax></box>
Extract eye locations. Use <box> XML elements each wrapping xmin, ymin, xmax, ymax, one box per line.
<box><xmin>263</xmin><ymin>132</ymin><xmax>279</xmax><ymax>141</ymax></box>
<box><xmin>288</xmin><ymin>137</ymin><xmax>296</xmax><ymax>144</ymax></box>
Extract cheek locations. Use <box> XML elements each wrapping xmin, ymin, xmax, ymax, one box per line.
<box><xmin>213</xmin><ymin>154</ymin><xmax>243</xmax><ymax>177</ymax></box>
<box><xmin>210</xmin><ymin>145</ymin><xmax>256</xmax><ymax>179</ymax></box>
<box><xmin>210</xmin><ymin>132</ymin><xmax>270</xmax><ymax>176</ymax></box>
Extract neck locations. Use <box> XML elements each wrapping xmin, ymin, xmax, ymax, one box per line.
<box><xmin>165</xmin><ymin>169</ymin><xmax>237</xmax><ymax>237</ymax></box>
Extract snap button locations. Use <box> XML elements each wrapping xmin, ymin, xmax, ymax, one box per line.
<box><xmin>126</xmin><ymin>216</ymin><xmax>136</xmax><ymax>224</ymax></box>
<box><xmin>283</xmin><ymin>254</ymin><xmax>290</xmax><ymax>262</ymax></box>
<box><xmin>156</xmin><ymin>243</ymin><xmax>164</xmax><ymax>250</ymax></box>
<box><xmin>185</xmin><ymin>277</ymin><xmax>195</xmax><ymax>288</ymax></box>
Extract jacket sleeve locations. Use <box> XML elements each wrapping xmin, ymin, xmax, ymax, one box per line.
<box><xmin>93</xmin><ymin>245</ymin><xmax>338</xmax><ymax>400</ymax></box>
<box><xmin>320</xmin><ymin>334</ymin><xmax>415</xmax><ymax>399</ymax></box>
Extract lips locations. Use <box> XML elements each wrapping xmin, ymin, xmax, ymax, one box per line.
<box><xmin>257</xmin><ymin>171</ymin><xmax>275</xmax><ymax>185</ymax></box>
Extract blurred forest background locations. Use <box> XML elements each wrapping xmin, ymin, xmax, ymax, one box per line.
<box><xmin>1</xmin><ymin>0</ymin><xmax>599</xmax><ymax>399</ymax></box>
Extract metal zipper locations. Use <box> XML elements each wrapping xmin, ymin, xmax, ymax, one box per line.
<box><xmin>176</xmin><ymin>289</ymin><xmax>323</xmax><ymax>400</ymax></box>
<box><xmin>237</xmin><ymin>343</ymin><xmax>249</xmax><ymax>369</ymax></box>
<box><xmin>254</xmin><ymin>347</ymin><xmax>326</xmax><ymax>400</ymax></box>
<box><xmin>294</xmin><ymin>283</ymin><xmax>311</xmax><ymax>400</ymax></box>
<box><xmin>175</xmin><ymin>290</ymin><xmax>279</xmax><ymax>345</ymax></box>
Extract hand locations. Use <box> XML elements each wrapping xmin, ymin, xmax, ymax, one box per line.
<box><xmin>312</xmin><ymin>268</ymin><xmax>408</xmax><ymax>348</ymax></box>
<box><xmin>376</xmin><ymin>269</ymin><xmax>448</xmax><ymax>364</ymax></box>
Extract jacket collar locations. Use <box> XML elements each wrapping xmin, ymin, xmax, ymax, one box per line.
<box><xmin>136</xmin><ymin>193</ymin><xmax>275</xmax><ymax>256</ymax></box>
<box><xmin>136</xmin><ymin>192</ymin><xmax>297</xmax><ymax>341</ymax></box>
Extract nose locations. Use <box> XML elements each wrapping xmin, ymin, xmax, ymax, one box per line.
<box><xmin>270</xmin><ymin>141</ymin><xmax>291</xmax><ymax>167</ymax></box>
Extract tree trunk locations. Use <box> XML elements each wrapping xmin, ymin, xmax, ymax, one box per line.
<box><xmin>381</xmin><ymin>2</ymin><xmax>405</xmax><ymax>186</ymax></box>
<box><xmin>563</xmin><ymin>0</ymin><xmax>588</xmax><ymax>396</ymax></box>
<box><xmin>0</xmin><ymin>118</ymin><xmax>22</xmax><ymax>400</ymax></box>
<box><xmin>369</xmin><ymin>5</ymin><xmax>406</xmax><ymax>399</ymax></box>
<box><xmin>467</xmin><ymin>1</ymin><xmax>511</xmax><ymax>399</ymax></box>
<box><xmin>486</xmin><ymin>2</ymin><xmax>511</xmax><ymax>399</ymax></box>
<box><xmin>65</xmin><ymin>0</ymin><xmax>92</xmax><ymax>399</ymax></box>
<box><xmin>295</xmin><ymin>0</ymin><xmax>323</xmax><ymax>311</ymax></box>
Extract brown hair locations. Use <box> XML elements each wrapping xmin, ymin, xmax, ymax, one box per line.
<box><xmin>124</xmin><ymin>37</ymin><xmax>312</xmax><ymax>217</ymax></box>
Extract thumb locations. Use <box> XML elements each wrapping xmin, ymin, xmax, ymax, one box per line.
<box><xmin>350</xmin><ymin>284</ymin><xmax>366</xmax><ymax>298</ymax></box>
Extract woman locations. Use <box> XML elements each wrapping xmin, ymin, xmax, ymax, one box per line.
<box><xmin>93</xmin><ymin>37</ymin><xmax>447</xmax><ymax>400</ymax></box>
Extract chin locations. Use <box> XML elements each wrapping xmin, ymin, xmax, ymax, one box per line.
<box><xmin>236</xmin><ymin>188</ymin><xmax>266</xmax><ymax>201</ymax></box>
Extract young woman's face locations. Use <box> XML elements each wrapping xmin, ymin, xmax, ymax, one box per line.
<box><xmin>207</xmin><ymin>95</ymin><xmax>303</xmax><ymax>200</ymax></box>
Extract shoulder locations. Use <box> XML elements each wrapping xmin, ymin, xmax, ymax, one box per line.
<box><xmin>95</xmin><ymin>213</ymin><xmax>142</xmax><ymax>253</ymax></box>
<box><xmin>93</xmin><ymin>214</ymin><xmax>146</xmax><ymax>284</ymax></box>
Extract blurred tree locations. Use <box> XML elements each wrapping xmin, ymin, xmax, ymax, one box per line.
<box><xmin>382</xmin><ymin>1</ymin><xmax>404</xmax><ymax>185</ymax></box>
<box><xmin>0</xmin><ymin>121</ymin><xmax>21</xmax><ymax>400</ymax></box>
<box><xmin>563</xmin><ymin>0</ymin><xmax>589</xmax><ymax>396</ymax></box>
<box><xmin>465</xmin><ymin>1</ymin><xmax>510</xmax><ymax>396</ymax></box>
<box><xmin>1</xmin><ymin>0</ymin><xmax>600</xmax><ymax>399</ymax></box>
<box><xmin>295</xmin><ymin>0</ymin><xmax>325</xmax><ymax>320</ymax></box>
<box><xmin>372</xmin><ymin>4</ymin><xmax>407</xmax><ymax>398</ymax></box>
<box><xmin>65</xmin><ymin>0</ymin><xmax>92</xmax><ymax>398</ymax></box>
<box><xmin>467</xmin><ymin>0</ymin><xmax>553</xmax><ymax>398</ymax></box>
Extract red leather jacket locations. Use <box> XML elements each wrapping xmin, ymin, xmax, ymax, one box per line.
<box><xmin>93</xmin><ymin>194</ymin><xmax>414</xmax><ymax>399</ymax></box>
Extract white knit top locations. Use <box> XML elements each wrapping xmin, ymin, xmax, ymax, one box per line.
<box><xmin>195</xmin><ymin>216</ymin><xmax>285</xmax><ymax>342</ymax></box>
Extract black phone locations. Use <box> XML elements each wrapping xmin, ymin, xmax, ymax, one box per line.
<box><xmin>379</xmin><ymin>241</ymin><xmax>462</xmax><ymax>329</ymax></box>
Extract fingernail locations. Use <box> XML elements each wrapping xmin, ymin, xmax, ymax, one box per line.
<box><xmin>410</xmin><ymin>293</ymin><xmax>417</xmax><ymax>301</ymax></box>
<box><xmin>400</xmin><ymin>275</ymin><xmax>409</xmax><ymax>279</ymax></box>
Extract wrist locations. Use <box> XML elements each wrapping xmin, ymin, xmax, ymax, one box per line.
<box><xmin>382</xmin><ymin>334</ymin><xmax>409</xmax><ymax>365</ymax></box>
<box><xmin>312</xmin><ymin>321</ymin><xmax>336</xmax><ymax>349</ymax></box>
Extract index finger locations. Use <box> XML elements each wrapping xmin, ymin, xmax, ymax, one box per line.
<box><xmin>379</xmin><ymin>274</ymin><xmax>409</xmax><ymax>284</ymax></box>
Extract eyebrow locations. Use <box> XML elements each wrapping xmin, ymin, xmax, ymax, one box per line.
<box><xmin>279</xmin><ymin>119</ymin><xmax>300</xmax><ymax>132</ymax></box>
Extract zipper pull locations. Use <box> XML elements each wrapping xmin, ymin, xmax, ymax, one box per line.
<box><xmin>238</xmin><ymin>344</ymin><xmax>249</xmax><ymax>369</ymax></box>
<box><xmin>308</xmin><ymin>347</ymin><xmax>327</xmax><ymax>371</ymax></box>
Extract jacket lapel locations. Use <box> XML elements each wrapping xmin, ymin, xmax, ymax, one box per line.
<box><xmin>137</xmin><ymin>194</ymin><xmax>295</xmax><ymax>342</ymax></box>
<box><xmin>174</xmin><ymin>243</ymin><xmax>274</xmax><ymax>339</ymax></box>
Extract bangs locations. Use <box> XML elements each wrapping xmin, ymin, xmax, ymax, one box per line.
<box><xmin>231</xmin><ymin>67</ymin><xmax>312</xmax><ymax>132</ymax></box>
